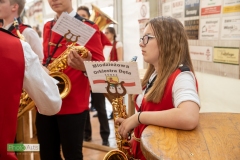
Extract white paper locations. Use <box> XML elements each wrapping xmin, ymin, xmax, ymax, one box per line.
<box><xmin>162</xmin><ymin>2</ymin><xmax>172</xmax><ymax>16</ymax></box>
<box><xmin>172</xmin><ymin>0</ymin><xmax>184</xmax><ymax>18</ymax></box>
<box><xmin>189</xmin><ymin>46</ymin><xmax>213</xmax><ymax>62</ymax></box>
<box><xmin>221</xmin><ymin>16</ymin><xmax>240</xmax><ymax>40</ymax></box>
<box><xmin>84</xmin><ymin>61</ymin><xmax>142</xmax><ymax>94</ymax></box>
<box><xmin>138</xmin><ymin>2</ymin><xmax>150</xmax><ymax>20</ymax></box>
<box><xmin>199</xmin><ymin>18</ymin><xmax>220</xmax><ymax>40</ymax></box>
<box><xmin>52</xmin><ymin>12</ymin><xmax>96</xmax><ymax>46</ymax></box>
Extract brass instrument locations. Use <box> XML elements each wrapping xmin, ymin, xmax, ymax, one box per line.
<box><xmin>47</xmin><ymin>35</ymin><xmax>88</xmax><ymax>98</ymax></box>
<box><xmin>103</xmin><ymin>96</ymin><xmax>134</xmax><ymax>160</ymax></box>
<box><xmin>17</xmin><ymin>27</ymin><xmax>88</xmax><ymax>117</ymax></box>
<box><xmin>90</xmin><ymin>4</ymin><xmax>117</xmax><ymax>31</ymax></box>
<box><xmin>12</xmin><ymin>18</ymin><xmax>35</xmax><ymax>118</ymax></box>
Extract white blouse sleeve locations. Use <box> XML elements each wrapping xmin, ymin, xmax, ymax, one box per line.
<box><xmin>21</xmin><ymin>40</ymin><xmax>62</xmax><ymax>115</ymax></box>
<box><xmin>172</xmin><ymin>71</ymin><xmax>200</xmax><ymax>108</ymax></box>
<box><xmin>22</xmin><ymin>28</ymin><xmax>44</xmax><ymax>63</ymax></box>
<box><xmin>116</xmin><ymin>41</ymin><xmax>123</xmax><ymax>49</ymax></box>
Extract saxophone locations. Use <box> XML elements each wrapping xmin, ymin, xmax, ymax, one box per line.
<box><xmin>17</xmin><ymin>21</ymin><xmax>88</xmax><ymax>117</ymax></box>
<box><xmin>12</xmin><ymin>18</ymin><xmax>35</xmax><ymax>118</ymax></box>
<box><xmin>103</xmin><ymin>97</ymin><xmax>134</xmax><ymax>160</ymax></box>
<box><xmin>46</xmin><ymin>31</ymin><xmax>88</xmax><ymax>99</ymax></box>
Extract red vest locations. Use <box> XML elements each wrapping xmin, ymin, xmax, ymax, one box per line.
<box><xmin>110</xmin><ymin>41</ymin><xmax>118</xmax><ymax>61</ymax></box>
<box><xmin>43</xmin><ymin>19</ymin><xmax>104</xmax><ymax>114</ymax></box>
<box><xmin>0</xmin><ymin>29</ymin><xmax>25</xmax><ymax>160</ymax></box>
<box><xmin>132</xmin><ymin>69</ymin><xmax>182</xmax><ymax>160</ymax></box>
<box><xmin>100</xmin><ymin>31</ymin><xmax>112</xmax><ymax>46</ymax></box>
<box><xmin>10</xmin><ymin>24</ymin><xmax>29</xmax><ymax>37</ymax></box>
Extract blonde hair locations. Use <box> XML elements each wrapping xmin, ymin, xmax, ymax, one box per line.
<box><xmin>10</xmin><ymin>0</ymin><xmax>26</xmax><ymax>16</ymax></box>
<box><xmin>142</xmin><ymin>16</ymin><xmax>194</xmax><ymax>103</ymax></box>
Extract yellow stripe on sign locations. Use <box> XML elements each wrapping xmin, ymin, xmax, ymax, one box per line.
<box><xmin>223</xmin><ymin>4</ymin><xmax>240</xmax><ymax>13</ymax></box>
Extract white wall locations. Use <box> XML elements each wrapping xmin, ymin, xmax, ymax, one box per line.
<box><xmin>196</xmin><ymin>72</ymin><xmax>240</xmax><ymax>113</ymax></box>
<box><xmin>122</xmin><ymin>0</ymin><xmax>143</xmax><ymax>68</ymax></box>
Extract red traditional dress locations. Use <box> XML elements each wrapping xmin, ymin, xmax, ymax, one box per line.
<box><xmin>0</xmin><ymin>28</ymin><xmax>25</xmax><ymax>160</ymax></box>
<box><xmin>132</xmin><ymin>69</ymin><xmax>184</xmax><ymax>160</ymax></box>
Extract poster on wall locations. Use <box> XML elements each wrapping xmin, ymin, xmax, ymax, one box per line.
<box><xmin>138</xmin><ymin>19</ymin><xmax>150</xmax><ymax>37</ymax></box>
<box><xmin>199</xmin><ymin>18</ymin><xmax>220</xmax><ymax>40</ymax></box>
<box><xmin>162</xmin><ymin>2</ymin><xmax>172</xmax><ymax>16</ymax></box>
<box><xmin>189</xmin><ymin>46</ymin><xmax>213</xmax><ymax>62</ymax></box>
<box><xmin>185</xmin><ymin>0</ymin><xmax>200</xmax><ymax>17</ymax></box>
<box><xmin>184</xmin><ymin>19</ymin><xmax>199</xmax><ymax>40</ymax></box>
<box><xmin>213</xmin><ymin>47</ymin><xmax>239</xmax><ymax>65</ymax></box>
<box><xmin>201</xmin><ymin>0</ymin><xmax>221</xmax><ymax>16</ymax></box>
<box><xmin>172</xmin><ymin>0</ymin><xmax>184</xmax><ymax>18</ymax></box>
<box><xmin>138</xmin><ymin>2</ymin><xmax>150</xmax><ymax>20</ymax></box>
<box><xmin>223</xmin><ymin>0</ymin><xmax>240</xmax><ymax>13</ymax></box>
<box><xmin>221</xmin><ymin>16</ymin><xmax>240</xmax><ymax>40</ymax></box>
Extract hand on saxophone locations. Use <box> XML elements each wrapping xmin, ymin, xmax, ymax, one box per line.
<box><xmin>116</xmin><ymin>113</ymin><xmax>140</xmax><ymax>139</ymax></box>
<box><xmin>67</xmin><ymin>49</ymin><xmax>92</xmax><ymax>71</ymax></box>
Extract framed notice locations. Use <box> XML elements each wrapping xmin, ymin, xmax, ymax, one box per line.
<box><xmin>184</xmin><ymin>19</ymin><xmax>199</xmax><ymax>40</ymax></box>
<box><xmin>199</xmin><ymin>18</ymin><xmax>220</xmax><ymax>40</ymax></box>
<box><xmin>189</xmin><ymin>46</ymin><xmax>213</xmax><ymax>62</ymax></box>
<box><xmin>162</xmin><ymin>2</ymin><xmax>172</xmax><ymax>16</ymax></box>
<box><xmin>223</xmin><ymin>0</ymin><xmax>240</xmax><ymax>14</ymax></box>
<box><xmin>221</xmin><ymin>16</ymin><xmax>240</xmax><ymax>40</ymax></box>
<box><xmin>172</xmin><ymin>0</ymin><xmax>184</xmax><ymax>18</ymax></box>
<box><xmin>213</xmin><ymin>47</ymin><xmax>239</xmax><ymax>65</ymax></box>
<box><xmin>185</xmin><ymin>0</ymin><xmax>200</xmax><ymax>17</ymax></box>
<box><xmin>201</xmin><ymin>0</ymin><xmax>221</xmax><ymax>16</ymax></box>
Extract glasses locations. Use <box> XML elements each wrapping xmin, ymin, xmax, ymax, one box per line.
<box><xmin>139</xmin><ymin>35</ymin><xmax>155</xmax><ymax>45</ymax></box>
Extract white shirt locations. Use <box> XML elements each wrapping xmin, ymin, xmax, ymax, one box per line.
<box><xmin>136</xmin><ymin>71</ymin><xmax>200</xmax><ymax>108</ymax></box>
<box><xmin>3</xmin><ymin>23</ymin><xmax>44</xmax><ymax>63</ymax></box>
<box><xmin>21</xmin><ymin>40</ymin><xmax>62</xmax><ymax>115</ymax></box>
<box><xmin>111</xmin><ymin>41</ymin><xmax>123</xmax><ymax>49</ymax></box>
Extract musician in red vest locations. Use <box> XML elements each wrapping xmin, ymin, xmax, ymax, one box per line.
<box><xmin>0</xmin><ymin>0</ymin><xmax>44</xmax><ymax>63</ymax></box>
<box><xmin>0</xmin><ymin>28</ymin><xmax>61</xmax><ymax>160</ymax></box>
<box><xmin>35</xmin><ymin>0</ymin><xmax>105</xmax><ymax>160</ymax></box>
<box><xmin>116</xmin><ymin>17</ymin><xmax>200</xmax><ymax>160</ymax></box>
<box><xmin>77</xmin><ymin>5</ymin><xmax>111</xmax><ymax>146</ymax></box>
<box><xmin>104</xmin><ymin>26</ymin><xmax>123</xmax><ymax>61</ymax></box>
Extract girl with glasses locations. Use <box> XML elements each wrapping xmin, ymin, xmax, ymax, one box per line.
<box><xmin>116</xmin><ymin>16</ymin><xmax>200</xmax><ymax>160</ymax></box>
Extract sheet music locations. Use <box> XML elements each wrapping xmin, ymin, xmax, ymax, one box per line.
<box><xmin>52</xmin><ymin>12</ymin><xmax>96</xmax><ymax>46</ymax></box>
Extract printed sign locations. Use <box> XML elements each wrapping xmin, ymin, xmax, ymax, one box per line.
<box><xmin>185</xmin><ymin>0</ymin><xmax>200</xmax><ymax>17</ymax></box>
<box><xmin>138</xmin><ymin>2</ymin><xmax>150</xmax><ymax>20</ymax></box>
<box><xmin>189</xmin><ymin>46</ymin><xmax>213</xmax><ymax>62</ymax></box>
<box><xmin>213</xmin><ymin>47</ymin><xmax>239</xmax><ymax>65</ymax></box>
<box><xmin>172</xmin><ymin>0</ymin><xmax>184</xmax><ymax>18</ymax></box>
<box><xmin>184</xmin><ymin>19</ymin><xmax>199</xmax><ymax>40</ymax></box>
<box><xmin>221</xmin><ymin>16</ymin><xmax>240</xmax><ymax>40</ymax></box>
<box><xmin>223</xmin><ymin>0</ymin><xmax>240</xmax><ymax>13</ymax></box>
<box><xmin>199</xmin><ymin>18</ymin><xmax>220</xmax><ymax>40</ymax></box>
<box><xmin>162</xmin><ymin>2</ymin><xmax>172</xmax><ymax>16</ymax></box>
<box><xmin>201</xmin><ymin>0</ymin><xmax>221</xmax><ymax>15</ymax></box>
<box><xmin>84</xmin><ymin>61</ymin><xmax>142</xmax><ymax>94</ymax></box>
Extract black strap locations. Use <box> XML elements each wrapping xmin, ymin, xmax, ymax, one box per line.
<box><xmin>74</xmin><ymin>14</ymin><xmax>94</xmax><ymax>24</ymax></box>
<box><xmin>44</xmin><ymin>20</ymin><xmax>64</xmax><ymax>67</ymax></box>
<box><xmin>144</xmin><ymin>75</ymin><xmax>157</xmax><ymax>95</ymax></box>
<box><xmin>179</xmin><ymin>65</ymin><xmax>190</xmax><ymax>72</ymax></box>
